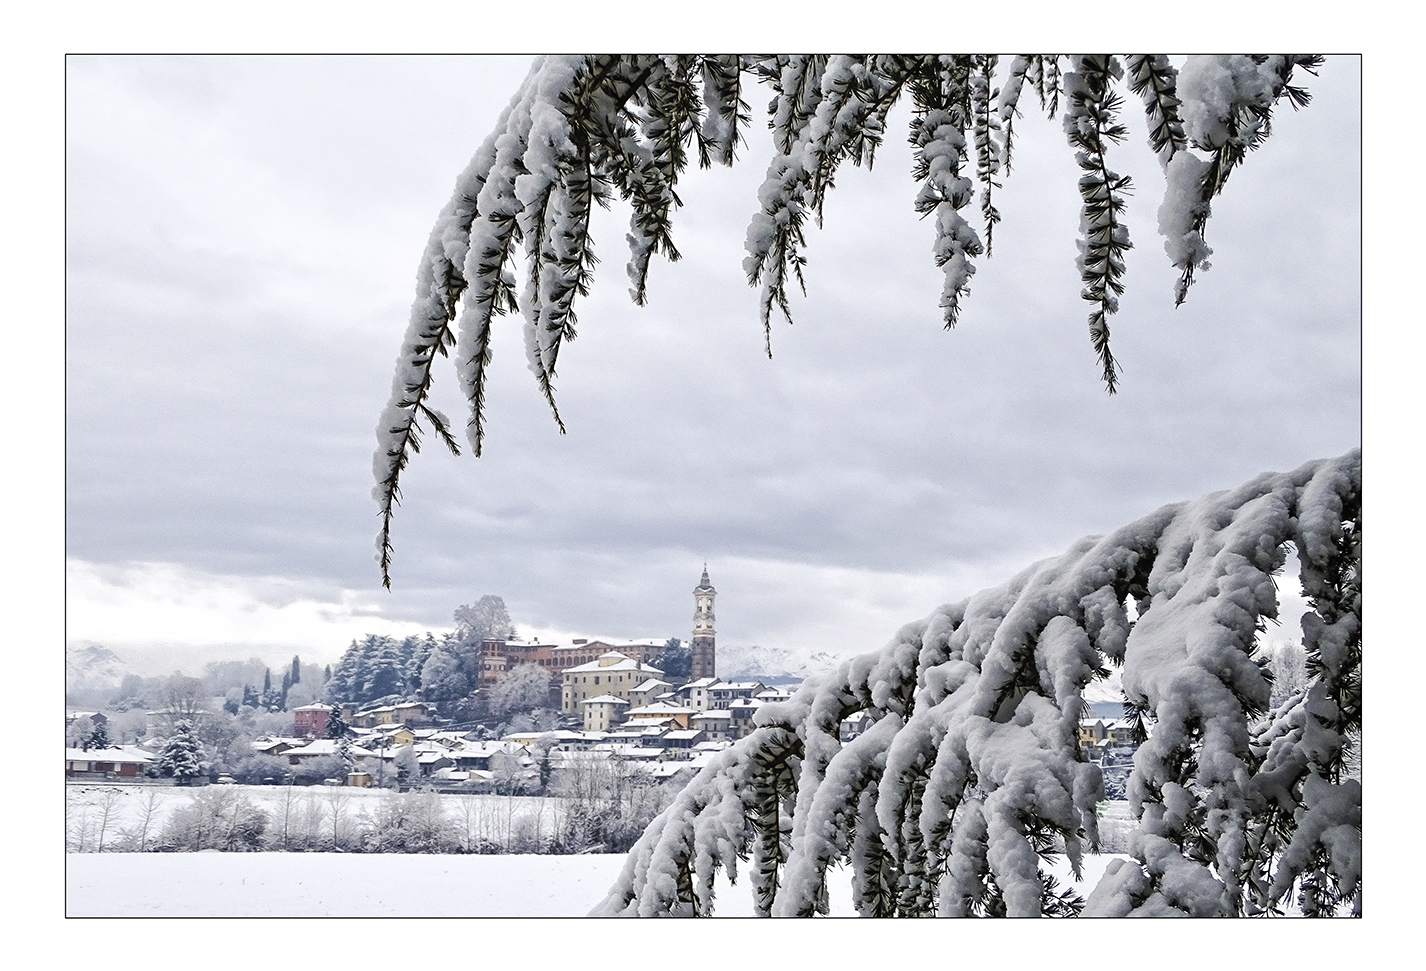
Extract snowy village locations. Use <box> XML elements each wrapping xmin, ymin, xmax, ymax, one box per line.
<box><xmin>63</xmin><ymin>52</ymin><xmax>1363</xmax><ymax>923</ymax></box>
<box><xmin>66</xmin><ymin>564</ymin><xmax>1205</xmax><ymax>920</ymax></box>
<box><xmin>66</xmin><ymin>577</ymin><xmax>820</xmax><ymax>857</ymax></box>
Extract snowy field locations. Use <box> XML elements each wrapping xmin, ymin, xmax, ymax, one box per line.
<box><xmin>64</xmin><ymin>785</ymin><xmax>1351</xmax><ymax>919</ymax></box>
<box><xmin>68</xmin><ymin>851</ymin><xmax>635</xmax><ymax>917</ymax></box>
<box><xmin>65</xmin><ymin>782</ymin><xmax>1149</xmax><ymax>915</ymax></box>
<box><xmin>65</xmin><ymin>781</ymin><xmax>577</xmax><ymax>853</ymax></box>
<box><xmin>67</xmin><ymin>846</ymin><xmax>1136</xmax><ymax>917</ymax></box>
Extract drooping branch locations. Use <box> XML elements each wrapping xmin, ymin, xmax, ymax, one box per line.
<box><xmin>1160</xmin><ymin>55</ymin><xmax>1325</xmax><ymax>305</ymax></box>
<box><xmin>375</xmin><ymin>54</ymin><xmax>1325</xmax><ymax>585</ymax></box>
<box><xmin>1064</xmin><ymin>55</ymin><xmax>1133</xmax><ymax>393</ymax></box>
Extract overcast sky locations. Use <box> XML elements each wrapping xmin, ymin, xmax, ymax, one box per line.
<box><xmin>64</xmin><ymin>55</ymin><xmax>1362</xmax><ymax>676</ymax></box>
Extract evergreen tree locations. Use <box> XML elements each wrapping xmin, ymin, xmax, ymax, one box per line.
<box><xmin>393</xmin><ymin>744</ymin><xmax>419</xmax><ymax>789</ymax></box>
<box><xmin>336</xmin><ymin>734</ymin><xmax>356</xmax><ymax>778</ymax></box>
<box><xmin>325</xmin><ymin>705</ymin><xmax>349</xmax><ymax>740</ymax></box>
<box><xmin>404</xmin><ymin>633</ymin><xmax>438</xmax><ymax>696</ymax></box>
<box><xmin>656</xmin><ymin>638</ymin><xmax>692</xmax><ymax>680</ymax></box>
<box><xmin>419</xmin><ymin>644</ymin><xmax>470</xmax><ymax>713</ymax></box>
<box><xmin>87</xmin><ymin>721</ymin><xmax>111</xmax><ymax>750</ymax></box>
<box><xmin>290</xmin><ymin>655</ymin><xmax>302</xmax><ymax>685</ymax></box>
<box><xmin>259</xmin><ymin>667</ymin><xmax>281</xmax><ymax>711</ymax></box>
<box><xmin>593</xmin><ymin>452</ymin><xmax>1360</xmax><ymax>917</ymax></box>
<box><xmin>362</xmin><ymin>54</ymin><xmax>1355</xmax><ymax>917</ymax></box>
<box><xmin>159</xmin><ymin>720</ymin><xmax>207</xmax><ymax>786</ymax></box>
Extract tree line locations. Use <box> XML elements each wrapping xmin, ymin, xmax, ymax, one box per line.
<box><xmin>66</xmin><ymin>756</ymin><xmax>684</xmax><ymax>856</ymax></box>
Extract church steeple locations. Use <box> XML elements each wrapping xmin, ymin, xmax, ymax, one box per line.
<box><xmin>691</xmin><ymin>565</ymin><xmax>716</xmax><ymax>680</ymax></box>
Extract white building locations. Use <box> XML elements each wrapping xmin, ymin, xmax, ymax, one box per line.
<box><xmin>560</xmin><ymin>652</ymin><xmax>664</xmax><ymax>714</ymax></box>
<box><xmin>581</xmin><ymin>694</ymin><xmax>631</xmax><ymax>732</ymax></box>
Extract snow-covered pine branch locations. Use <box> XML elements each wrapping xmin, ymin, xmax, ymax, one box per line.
<box><xmin>374</xmin><ymin>54</ymin><xmax>1326</xmax><ymax>586</ymax></box>
<box><xmin>1160</xmin><ymin>55</ymin><xmax>1324</xmax><ymax>305</ymax></box>
<box><xmin>1064</xmin><ymin>55</ymin><xmax>1133</xmax><ymax>393</ymax></box>
<box><xmin>591</xmin><ymin>450</ymin><xmax>1360</xmax><ymax>917</ymax></box>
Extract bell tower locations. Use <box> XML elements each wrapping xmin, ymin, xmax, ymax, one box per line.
<box><xmin>690</xmin><ymin>565</ymin><xmax>716</xmax><ymax>681</ymax></box>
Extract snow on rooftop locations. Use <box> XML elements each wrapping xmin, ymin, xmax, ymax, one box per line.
<box><xmin>65</xmin><ymin>747</ymin><xmax>152</xmax><ymax>762</ymax></box>
<box><xmin>626</xmin><ymin>702</ymin><xmax>696</xmax><ymax>715</ymax></box>
<box><xmin>283</xmin><ymin>740</ymin><xmax>377</xmax><ymax>758</ymax></box>
<box><xmin>562</xmin><ymin>655</ymin><xmax>664</xmax><ymax>674</ymax></box>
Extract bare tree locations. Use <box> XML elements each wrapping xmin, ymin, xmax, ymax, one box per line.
<box><xmin>486</xmin><ymin>663</ymin><xmax>553</xmax><ymax>718</ymax></box>
<box><xmin>1267</xmin><ymin>639</ymin><xmax>1310</xmax><ymax>708</ymax></box>
<box><xmin>322</xmin><ymin>787</ymin><xmax>354</xmax><ymax>850</ymax></box>
<box><xmin>66</xmin><ymin>790</ymin><xmax>94</xmax><ymax>852</ymax></box>
<box><xmin>159</xmin><ymin>673</ymin><xmax>209</xmax><ymax>735</ymax></box>
<box><xmin>119</xmin><ymin>788</ymin><xmax>166</xmax><ymax>852</ymax></box>
<box><xmin>454</xmin><ymin>595</ymin><xmax>515</xmax><ymax>645</ymax></box>
<box><xmin>91</xmin><ymin>788</ymin><xmax>124</xmax><ymax>852</ymax></box>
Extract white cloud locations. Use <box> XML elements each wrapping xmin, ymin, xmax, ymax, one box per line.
<box><xmin>66</xmin><ymin>558</ymin><xmax>430</xmax><ymax>670</ymax></box>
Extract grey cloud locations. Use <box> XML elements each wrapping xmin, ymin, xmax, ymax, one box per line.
<box><xmin>65</xmin><ymin>56</ymin><xmax>1361</xmax><ymax>666</ymax></box>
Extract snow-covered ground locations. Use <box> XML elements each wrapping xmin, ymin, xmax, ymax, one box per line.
<box><xmin>67</xmin><ymin>852</ymin><xmax>633</xmax><ymax>917</ymax></box>
<box><xmin>66</xmin><ymin>846</ymin><xmax>1133</xmax><ymax>917</ymax></box>
<box><xmin>65</xmin><ymin>781</ymin><xmax>577</xmax><ymax>853</ymax></box>
<box><xmin>66</xmin><ymin>782</ymin><xmax>1149</xmax><ymax>915</ymax></box>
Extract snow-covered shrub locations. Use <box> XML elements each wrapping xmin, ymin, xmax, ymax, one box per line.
<box><xmin>593</xmin><ymin>451</ymin><xmax>1360</xmax><ymax>917</ymax></box>
<box><xmin>158</xmin><ymin>720</ymin><xmax>208</xmax><ymax>785</ymax></box>
<box><xmin>365</xmin><ymin>789</ymin><xmax>456</xmax><ymax>853</ymax></box>
<box><xmin>226</xmin><ymin>752</ymin><xmax>293</xmax><ymax>786</ymax></box>
<box><xmin>157</xmin><ymin>788</ymin><xmax>270</xmax><ymax>852</ymax></box>
<box><xmin>289</xmin><ymin>754</ymin><xmax>345</xmax><ymax>786</ymax></box>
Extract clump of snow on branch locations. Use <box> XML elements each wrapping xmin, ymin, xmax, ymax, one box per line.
<box><xmin>374</xmin><ymin>55</ymin><xmax>1325</xmax><ymax>586</ymax></box>
<box><xmin>591</xmin><ymin>451</ymin><xmax>1360</xmax><ymax>917</ymax></box>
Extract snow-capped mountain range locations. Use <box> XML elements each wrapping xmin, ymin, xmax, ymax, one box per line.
<box><xmin>719</xmin><ymin>641</ymin><xmax>1125</xmax><ymax>702</ymax></box>
<box><xmin>66</xmin><ymin>644</ymin><xmax>129</xmax><ymax>696</ymax></box>
<box><xmin>717</xmin><ymin>642</ymin><xmax>840</xmax><ymax>684</ymax></box>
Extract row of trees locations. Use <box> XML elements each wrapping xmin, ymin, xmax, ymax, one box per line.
<box><xmin>92</xmin><ymin>659</ymin><xmax>330</xmax><ymax>736</ymax></box>
<box><xmin>326</xmin><ymin>596</ymin><xmax>690</xmax><ymax>727</ymax></box>
<box><xmin>325</xmin><ymin>594</ymin><xmax>516</xmax><ymax>714</ymax></box>
<box><xmin>66</xmin><ymin>757</ymin><xmax>684</xmax><ymax>855</ymax></box>
<box><xmin>219</xmin><ymin>656</ymin><xmax>311</xmax><ymax>714</ymax></box>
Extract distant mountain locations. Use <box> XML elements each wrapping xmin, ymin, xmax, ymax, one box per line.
<box><xmin>717</xmin><ymin>643</ymin><xmax>840</xmax><ymax>685</ymax></box>
<box><xmin>1087</xmin><ymin>700</ymin><xmax>1126</xmax><ymax>720</ymax></box>
<box><xmin>718</xmin><ymin>643</ymin><xmax>1131</xmax><ymax>704</ymax></box>
<box><xmin>66</xmin><ymin>644</ymin><xmax>129</xmax><ymax>697</ymax></box>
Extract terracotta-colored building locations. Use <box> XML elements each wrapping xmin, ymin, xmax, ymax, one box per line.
<box><xmin>292</xmin><ymin>703</ymin><xmax>334</xmax><ymax>738</ymax></box>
